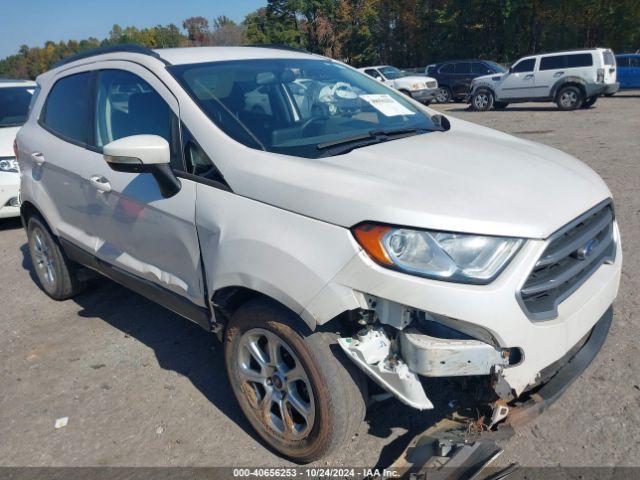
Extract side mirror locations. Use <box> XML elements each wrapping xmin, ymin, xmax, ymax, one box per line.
<box><xmin>103</xmin><ymin>135</ymin><xmax>181</xmax><ymax>198</ymax></box>
<box><xmin>508</xmin><ymin>66</ymin><xmax>514</xmax><ymax>74</ymax></box>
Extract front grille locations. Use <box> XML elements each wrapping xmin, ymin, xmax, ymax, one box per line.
<box><xmin>519</xmin><ymin>201</ymin><xmax>616</xmax><ymax>321</ymax></box>
<box><xmin>426</xmin><ymin>81</ymin><xmax>437</xmax><ymax>88</ymax></box>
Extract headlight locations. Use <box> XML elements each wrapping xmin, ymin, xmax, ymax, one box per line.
<box><xmin>0</xmin><ymin>157</ymin><xmax>19</xmax><ymax>173</ymax></box>
<box><xmin>353</xmin><ymin>223</ymin><xmax>523</xmax><ymax>284</ymax></box>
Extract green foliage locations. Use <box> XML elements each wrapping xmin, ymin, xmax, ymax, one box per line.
<box><xmin>1</xmin><ymin>1</ymin><xmax>638</xmax><ymax>79</ymax></box>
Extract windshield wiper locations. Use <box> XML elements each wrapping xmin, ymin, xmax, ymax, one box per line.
<box><xmin>316</xmin><ymin>127</ymin><xmax>435</xmax><ymax>156</ymax></box>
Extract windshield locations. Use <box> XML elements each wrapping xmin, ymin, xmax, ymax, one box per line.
<box><xmin>484</xmin><ymin>61</ymin><xmax>507</xmax><ymax>73</ymax></box>
<box><xmin>170</xmin><ymin>59</ymin><xmax>437</xmax><ymax>158</ymax></box>
<box><xmin>378</xmin><ymin>66</ymin><xmax>405</xmax><ymax>79</ymax></box>
<box><xmin>0</xmin><ymin>87</ymin><xmax>35</xmax><ymax>127</ymax></box>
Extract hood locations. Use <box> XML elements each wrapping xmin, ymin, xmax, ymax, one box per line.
<box><xmin>229</xmin><ymin>117</ymin><xmax>611</xmax><ymax>239</ymax></box>
<box><xmin>0</xmin><ymin>126</ymin><xmax>20</xmax><ymax>157</ymax></box>
<box><xmin>394</xmin><ymin>76</ymin><xmax>435</xmax><ymax>89</ymax></box>
<box><xmin>473</xmin><ymin>72</ymin><xmax>505</xmax><ymax>84</ymax></box>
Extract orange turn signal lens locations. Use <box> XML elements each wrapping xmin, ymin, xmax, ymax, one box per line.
<box><xmin>352</xmin><ymin>223</ymin><xmax>393</xmax><ymax>265</ymax></box>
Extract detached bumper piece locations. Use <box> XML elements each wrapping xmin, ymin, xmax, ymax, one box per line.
<box><xmin>338</xmin><ymin>329</ymin><xmax>433</xmax><ymax>410</ymax></box>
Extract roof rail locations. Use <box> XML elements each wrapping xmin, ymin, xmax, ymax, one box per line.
<box><xmin>52</xmin><ymin>44</ymin><xmax>169</xmax><ymax>69</ymax></box>
<box><xmin>248</xmin><ymin>44</ymin><xmax>311</xmax><ymax>54</ymax></box>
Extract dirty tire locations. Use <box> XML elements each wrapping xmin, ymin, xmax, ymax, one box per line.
<box><xmin>581</xmin><ymin>96</ymin><xmax>598</xmax><ymax>108</ymax></box>
<box><xmin>27</xmin><ymin>215</ymin><xmax>83</xmax><ymax>300</ymax></box>
<box><xmin>225</xmin><ymin>298</ymin><xmax>366</xmax><ymax>463</ymax></box>
<box><xmin>556</xmin><ymin>85</ymin><xmax>583</xmax><ymax>110</ymax></box>
<box><xmin>471</xmin><ymin>88</ymin><xmax>494</xmax><ymax>111</ymax></box>
<box><xmin>493</xmin><ymin>101</ymin><xmax>509</xmax><ymax>110</ymax></box>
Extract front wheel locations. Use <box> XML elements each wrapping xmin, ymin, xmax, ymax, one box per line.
<box><xmin>581</xmin><ymin>96</ymin><xmax>598</xmax><ymax>108</ymax></box>
<box><xmin>556</xmin><ymin>86</ymin><xmax>584</xmax><ymax>110</ymax></box>
<box><xmin>225</xmin><ymin>298</ymin><xmax>366</xmax><ymax>463</ymax></box>
<box><xmin>471</xmin><ymin>88</ymin><xmax>494</xmax><ymax>111</ymax></box>
<box><xmin>435</xmin><ymin>86</ymin><xmax>452</xmax><ymax>103</ymax></box>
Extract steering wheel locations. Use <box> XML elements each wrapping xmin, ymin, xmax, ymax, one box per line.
<box><xmin>300</xmin><ymin>115</ymin><xmax>328</xmax><ymax>137</ymax></box>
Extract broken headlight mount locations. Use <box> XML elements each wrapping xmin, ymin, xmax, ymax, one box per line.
<box><xmin>338</xmin><ymin>295</ymin><xmax>522</xmax><ymax>423</ymax></box>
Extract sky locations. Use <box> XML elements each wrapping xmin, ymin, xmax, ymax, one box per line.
<box><xmin>0</xmin><ymin>0</ymin><xmax>265</xmax><ymax>59</ymax></box>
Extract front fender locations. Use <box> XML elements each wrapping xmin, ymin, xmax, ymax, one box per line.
<box><xmin>195</xmin><ymin>184</ymin><xmax>365</xmax><ymax>330</ymax></box>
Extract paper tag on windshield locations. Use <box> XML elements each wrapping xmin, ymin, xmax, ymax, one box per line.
<box><xmin>360</xmin><ymin>94</ymin><xmax>415</xmax><ymax>116</ymax></box>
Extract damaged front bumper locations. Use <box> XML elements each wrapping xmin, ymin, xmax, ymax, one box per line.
<box><xmin>333</xmin><ymin>219</ymin><xmax>621</xmax><ymax>414</ymax></box>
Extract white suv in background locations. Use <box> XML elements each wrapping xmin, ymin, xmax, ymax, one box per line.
<box><xmin>0</xmin><ymin>79</ymin><xmax>37</xmax><ymax>218</ymax></box>
<box><xmin>469</xmin><ymin>48</ymin><xmax>619</xmax><ymax>111</ymax></box>
<box><xmin>17</xmin><ymin>45</ymin><xmax>621</xmax><ymax>463</ymax></box>
<box><xmin>359</xmin><ymin>65</ymin><xmax>438</xmax><ymax>104</ymax></box>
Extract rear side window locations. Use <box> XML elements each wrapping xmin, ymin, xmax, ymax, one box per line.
<box><xmin>512</xmin><ymin>58</ymin><xmax>535</xmax><ymax>73</ymax></box>
<box><xmin>540</xmin><ymin>55</ymin><xmax>566</xmax><ymax>71</ymax></box>
<box><xmin>567</xmin><ymin>53</ymin><xmax>593</xmax><ymax>68</ymax></box>
<box><xmin>364</xmin><ymin>69</ymin><xmax>382</xmax><ymax>79</ymax></box>
<box><xmin>41</xmin><ymin>72</ymin><xmax>93</xmax><ymax>144</ymax></box>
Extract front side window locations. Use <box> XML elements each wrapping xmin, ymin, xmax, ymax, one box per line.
<box><xmin>439</xmin><ymin>63</ymin><xmax>455</xmax><ymax>74</ymax></box>
<box><xmin>94</xmin><ymin>69</ymin><xmax>182</xmax><ymax>170</ymax></box>
<box><xmin>170</xmin><ymin>59</ymin><xmax>439</xmax><ymax>159</ymax></box>
<box><xmin>512</xmin><ymin>58</ymin><xmax>535</xmax><ymax>73</ymax></box>
<box><xmin>41</xmin><ymin>72</ymin><xmax>93</xmax><ymax>144</ymax></box>
<box><xmin>454</xmin><ymin>63</ymin><xmax>471</xmax><ymax>74</ymax></box>
<box><xmin>483</xmin><ymin>61</ymin><xmax>507</xmax><ymax>73</ymax></box>
<box><xmin>0</xmin><ymin>86</ymin><xmax>35</xmax><ymax>128</ymax></box>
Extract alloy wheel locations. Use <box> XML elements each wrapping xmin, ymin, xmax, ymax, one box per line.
<box><xmin>31</xmin><ymin>228</ymin><xmax>56</xmax><ymax>286</ymax></box>
<box><xmin>237</xmin><ymin>328</ymin><xmax>315</xmax><ymax>440</ymax></box>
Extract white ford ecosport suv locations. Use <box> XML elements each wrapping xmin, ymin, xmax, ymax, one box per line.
<box><xmin>0</xmin><ymin>79</ymin><xmax>37</xmax><ymax>218</ymax></box>
<box><xmin>16</xmin><ymin>45</ymin><xmax>621</xmax><ymax>462</ymax></box>
<box><xmin>469</xmin><ymin>48</ymin><xmax>619</xmax><ymax>111</ymax></box>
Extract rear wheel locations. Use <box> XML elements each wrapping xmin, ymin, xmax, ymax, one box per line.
<box><xmin>471</xmin><ymin>88</ymin><xmax>494</xmax><ymax>111</ymax></box>
<box><xmin>581</xmin><ymin>96</ymin><xmax>598</xmax><ymax>108</ymax></box>
<box><xmin>225</xmin><ymin>298</ymin><xmax>366</xmax><ymax>463</ymax></box>
<box><xmin>27</xmin><ymin>215</ymin><xmax>83</xmax><ymax>300</ymax></box>
<box><xmin>556</xmin><ymin>86</ymin><xmax>584</xmax><ymax>110</ymax></box>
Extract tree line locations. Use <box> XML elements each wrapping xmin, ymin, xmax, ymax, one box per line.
<box><xmin>2</xmin><ymin>0</ymin><xmax>639</xmax><ymax>79</ymax></box>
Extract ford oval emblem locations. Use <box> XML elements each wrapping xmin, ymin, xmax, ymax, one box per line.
<box><xmin>577</xmin><ymin>238</ymin><xmax>599</xmax><ymax>260</ymax></box>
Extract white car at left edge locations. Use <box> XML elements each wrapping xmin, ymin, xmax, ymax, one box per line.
<box><xmin>0</xmin><ymin>79</ymin><xmax>37</xmax><ymax>218</ymax></box>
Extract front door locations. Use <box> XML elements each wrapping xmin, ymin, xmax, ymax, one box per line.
<box><xmin>86</xmin><ymin>63</ymin><xmax>206</xmax><ymax>310</ymax></box>
<box><xmin>500</xmin><ymin>58</ymin><xmax>537</xmax><ymax>99</ymax></box>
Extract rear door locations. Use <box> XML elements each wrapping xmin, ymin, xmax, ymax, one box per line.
<box><xmin>86</xmin><ymin>63</ymin><xmax>206</xmax><ymax>313</ymax></box>
<box><xmin>500</xmin><ymin>58</ymin><xmax>537</xmax><ymax>99</ymax></box>
<box><xmin>537</xmin><ymin>54</ymin><xmax>567</xmax><ymax>98</ymax></box>
<box><xmin>602</xmin><ymin>50</ymin><xmax>617</xmax><ymax>85</ymax></box>
<box><xmin>23</xmin><ymin>69</ymin><xmax>99</xmax><ymax>252</ymax></box>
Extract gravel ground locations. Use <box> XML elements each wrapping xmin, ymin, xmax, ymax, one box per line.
<box><xmin>1</xmin><ymin>93</ymin><xmax>638</xmax><ymax>470</ymax></box>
